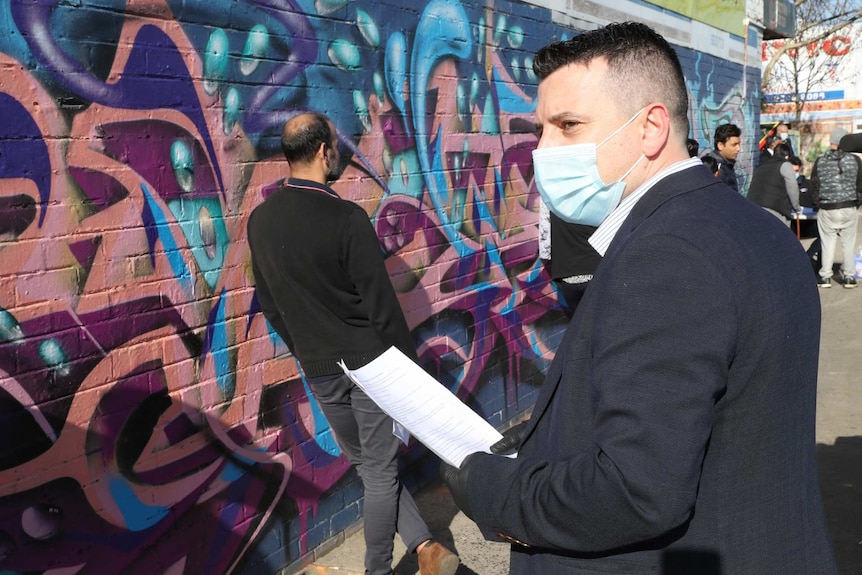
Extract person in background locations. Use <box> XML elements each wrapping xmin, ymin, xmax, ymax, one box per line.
<box><xmin>701</xmin><ymin>154</ymin><xmax>719</xmax><ymax>177</ymax></box>
<box><xmin>440</xmin><ymin>21</ymin><xmax>835</xmax><ymax>575</ymax></box>
<box><xmin>747</xmin><ymin>142</ymin><xmax>799</xmax><ymax>227</ymax></box>
<box><xmin>811</xmin><ymin>127</ymin><xmax>862</xmax><ymax>289</ymax></box>
<box><xmin>549</xmin><ymin>214</ymin><xmax>601</xmax><ymax>314</ymax></box>
<box><xmin>777</xmin><ymin>122</ymin><xmax>795</xmax><ymax>155</ymax></box>
<box><xmin>790</xmin><ymin>155</ymin><xmax>815</xmax><ymax>209</ymax></box>
<box><xmin>538</xmin><ymin>201</ymin><xmax>601</xmax><ymax>316</ymax></box>
<box><xmin>703</xmin><ymin>123</ymin><xmax>742</xmax><ymax>192</ymax></box>
<box><xmin>790</xmin><ymin>155</ymin><xmax>822</xmax><ymax>272</ymax></box>
<box><xmin>759</xmin><ymin>135</ymin><xmax>779</xmax><ymax>165</ymax></box>
<box><xmin>247</xmin><ymin>112</ymin><xmax>459</xmax><ymax>575</ymax></box>
<box><xmin>686</xmin><ymin>137</ymin><xmax>699</xmax><ymax>158</ymax></box>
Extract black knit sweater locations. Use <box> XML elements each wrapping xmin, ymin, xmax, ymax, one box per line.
<box><xmin>248</xmin><ymin>178</ymin><xmax>418</xmax><ymax>377</ymax></box>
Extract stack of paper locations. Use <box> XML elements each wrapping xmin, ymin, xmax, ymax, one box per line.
<box><xmin>339</xmin><ymin>346</ymin><xmax>505</xmax><ymax>468</ymax></box>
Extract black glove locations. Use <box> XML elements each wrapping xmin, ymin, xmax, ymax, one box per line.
<box><xmin>490</xmin><ymin>420</ymin><xmax>528</xmax><ymax>456</ymax></box>
<box><xmin>439</xmin><ymin>453</ymin><xmax>480</xmax><ymax>520</ymax></box>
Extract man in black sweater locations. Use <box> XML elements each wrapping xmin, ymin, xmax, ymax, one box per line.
<box><xmin>247</xmin><ymin>113</ymin><xmax>458</xmax><ymax>575</ymax></box>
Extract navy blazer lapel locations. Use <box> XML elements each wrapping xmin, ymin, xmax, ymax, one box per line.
<box><xmin>522</xmin><ymin>166</ymin><xmax>720</xmax><ymax>446</ymax></box>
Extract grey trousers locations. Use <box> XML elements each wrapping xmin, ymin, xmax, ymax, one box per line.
<box><xmin>817</xmin><ymin>206</ymin><xmax>859</xmax><ymax>279</ymax></box>
<box><xmin>311</xmin><ymin>374</ymin><xmax>432</xmax><ymax>575</ymax></box>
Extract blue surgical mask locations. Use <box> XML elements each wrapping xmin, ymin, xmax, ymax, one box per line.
<box><xmin>532</xmin><ymin>109</ymin><xmax>646</xmax><ymax>226</ymax></box>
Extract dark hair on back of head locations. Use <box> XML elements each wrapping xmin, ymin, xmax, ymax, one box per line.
<box><xmin>701</xmin><ymin>154</ymin><xmax>719</xmax><ymax>174</ymax></box>
<box><xmin>532</xmin><ymin>21</ymin><xmax>689</xmax><ymax>139</ymax></box>
<box><xmin>281</xmin><ymin>113</ymin><xmax>333</xmax><ymax>165</ymax></box>
<box><xmin>686</xmin><ymin>138</ymin><xmax>700</xmax><ymax>157</ymax></box>
<box><xmin>789</xmin><ymin>155</ymin><xmax>802</xmax><ymax>167</ymax></box>
<box><xmin>714</xmin><ymin>123</ymin><xmax>741</xmax><ymax>147</ymax></box>
<box><xmin>772</xmin><ymin>142</ymin><xmax>792</xmax><ymax>159</ymax></box>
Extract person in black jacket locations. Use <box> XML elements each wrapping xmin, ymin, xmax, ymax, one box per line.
<box><xmin>247</xmin><ymin>113</ymin><xmax>458</xmax><ymax>575</ymax></box>
<box><xmin>703</xmin><ymin>123</ymin><xmax>742</xmax><ymax>192</ymax></box>
<box><xmin>776</xmin><ymin>122</ymin><xmax>795</xmax><ymax>156</ymax></box>
<box><xmin>759</xmin><ymin>135</ymin><xmax>778</xmax><ymax>165</ymax></box>
<box><xmin>547</xmin><ymin>213</ymin><xmax>601</xmax><ymax>315</ymax></box>
<box><xmin>747</xmin><ymin>142</ymin><xmax>800</xmax><ymax>227</ymax></box>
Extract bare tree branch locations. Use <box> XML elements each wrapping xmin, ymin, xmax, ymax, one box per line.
<box><xmin>762</xmin><ymin>0</ymin><xmax>862</xmax><ymax>122</ymax></box>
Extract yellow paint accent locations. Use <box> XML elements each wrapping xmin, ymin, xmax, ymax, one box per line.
<box><xmin>650</xmin><ymin>0</ymin><xmax>745</xmax><ymax>37</ymax></box>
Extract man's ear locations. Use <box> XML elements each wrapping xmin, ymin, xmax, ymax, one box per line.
<box><xmin>642</xmin><ymin>103</ymin><xmax>671</xmax><ymax>158</ymax></box>
<box><xmin>316</xmin><ymin>141</ymin><xmax>328</xmax><ymax>161</ymax></box>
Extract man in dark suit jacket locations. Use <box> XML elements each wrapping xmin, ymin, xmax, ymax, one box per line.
<box><xmin>758</xmin><ymin>134</ymin><xmax>778</xmax><ymax>165</ymax></box>
<box><xmin>442</xmin><ymin>22</ymin><xmax>836</xmax><ymax>574</ymax></box>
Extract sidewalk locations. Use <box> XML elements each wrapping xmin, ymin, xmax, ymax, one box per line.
<box><xmin>301</xmin><ymin>482</ymin><xmax>509</xmax><ymax>575</ymax></box>
<box><xmin>301</xmin><ymin>225</ymin><xmax>862</xmax><ymax>575</ymax></box>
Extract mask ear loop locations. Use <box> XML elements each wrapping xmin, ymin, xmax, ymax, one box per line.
<box><xmin>617</xmin><ymin>153</ymin><xmax>645</xmax><ymax>186</ymax></box>
<box><xmin>597</xmin><ymin>105</ymin><xmax>649</xmax><ymax>149</ymax></box>
<box><xmin>598</xmin><ymin>106</ymin><xmax>648</xmax><ymax>187</ymax></box>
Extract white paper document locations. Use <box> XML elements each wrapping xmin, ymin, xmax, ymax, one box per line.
<box><xmin>338</xmin><ymin>346</ymin><xmax>504</xmax><ymax>468</ymax></box>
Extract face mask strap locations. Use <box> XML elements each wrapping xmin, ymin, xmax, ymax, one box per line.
<box><xmin>599</xmin><ymin>106</ymin><xmax>647</xmax><ymax>188</ymax></box>
<box><xmin>598</xmin><ymin>106</ymin><xmax>648</xmax><ymax>149</ymax></box>
<box><xmin>618</xmin><ymin>154</ymin><xmax>645</xmax><ymax>184</ymax></box>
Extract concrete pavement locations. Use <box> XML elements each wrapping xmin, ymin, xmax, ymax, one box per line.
<box><xmin>299</xmin><ymin>225</ymin><xmax>862</xmax><ymax>575</ymax></box>
<box><xmin>301</xmin><ymin>481</ymin><xmax>510</xmax><ymax>575</ymax></box>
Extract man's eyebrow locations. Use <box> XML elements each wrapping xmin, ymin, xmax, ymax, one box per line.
<box><xmin>547</xmin><ymin>112</ymin><xmax>584</xmax><ymax>124</ymax></box>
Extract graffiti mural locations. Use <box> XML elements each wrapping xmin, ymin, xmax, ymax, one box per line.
<box><xmin>686</xmin><ymin>44</ymin><xmax>762</xmax><ymax>195</ymax></box>
<box><xmin>0</xmin><ymin>0</ymin><xmax>757</xmax><ymax>572</ymax></box>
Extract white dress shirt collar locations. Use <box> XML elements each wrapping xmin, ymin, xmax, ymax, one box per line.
<box><xmin>588</xmin><ymin>157</ymin><xmax>703</xmax><ymax>256</ymax></box>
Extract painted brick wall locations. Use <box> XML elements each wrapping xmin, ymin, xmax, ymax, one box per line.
<box><xmin>0</xmin><ymin>0</ymin><xmax>759</xmax><ymax>573</ymax></box>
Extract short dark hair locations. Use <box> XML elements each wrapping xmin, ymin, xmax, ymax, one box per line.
<box><xmin>686</xmin><ymin>138</ymin><xmax>700</xmax><ymax>157</ymax></box>
<box><xmin>773</xmin><ymin>142</ymin><xmax>792</xmax><ymax>159</ymax></box>
<box><xmin>281</xmin><ymin>113</ymin><xmax>334</xmax><ymax>165</ymax></box>
<box><xmin>533</xmin><ymin>22</ymin><xmax>690</xmax><ymax>142</ymax></box>
<box><xmin>789</xmin><ymin>155</ymin><xmax>803</xmax><ymax>168</ymax></box>
<box><xmin>701</xmin><ymin>155</ymin><xmax>719</xmax><ymax>174</ymax></box>
<box><xmin>714</xmin><ymin>123</ymin><xmax>741</xmax><ymax>147</ymax></box>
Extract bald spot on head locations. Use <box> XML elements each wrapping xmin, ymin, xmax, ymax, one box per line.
<box><xmin>280</xmin><ymin>112</ymin><xmax>334</xmax><ymax>167</ymax></box>
<box><xmin>282</xmin><ymin>113</ymin><xmax>316</xmax><ymax>148</ymax></box>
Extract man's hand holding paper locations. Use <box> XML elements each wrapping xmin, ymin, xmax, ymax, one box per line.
<box><xmin>338</xmin><ymin>346</ymin><xmax>507</xmax><ymax>468</ymax></box>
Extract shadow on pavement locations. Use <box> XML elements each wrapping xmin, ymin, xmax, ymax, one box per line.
<box><xmin>393</xmin><ymin>481</ymin><xmax>480</xmax><ymax>575</ymax></box>
<box><xmin>817</xmin><ymin>436</ymin><xmax>862</xmax><ymax>575</ymax></box>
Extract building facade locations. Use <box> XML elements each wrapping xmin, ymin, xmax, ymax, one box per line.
<box><xmin>762</xmin><ymin>23</ymin><xmax>862</xmax><ymax>159</ymax></box>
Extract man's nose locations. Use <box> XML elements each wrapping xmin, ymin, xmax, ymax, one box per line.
<box><xmin>536</xmin><ymin>132</ymin><xmax>557</xmax><ymax>150</ymax></box>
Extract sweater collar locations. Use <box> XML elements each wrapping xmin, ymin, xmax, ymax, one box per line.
<box><xmin>287</xmin><ymin>177</ymin><xmax>339</xmax><ymax>198</ymax></box>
